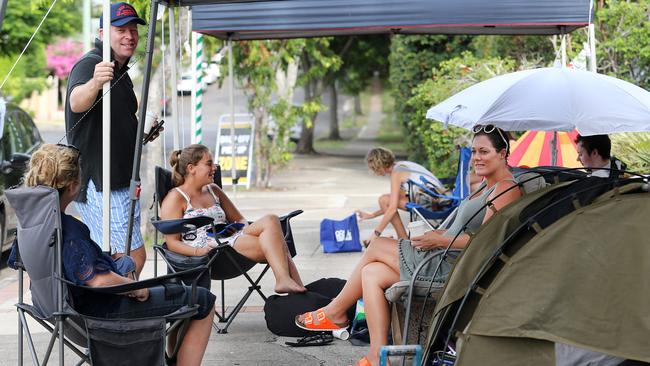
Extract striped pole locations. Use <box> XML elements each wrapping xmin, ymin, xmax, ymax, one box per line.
<box><xmin>191</xmin><ymin>32</ymin><xmax>204</xmax><ymax>144</ymax></box>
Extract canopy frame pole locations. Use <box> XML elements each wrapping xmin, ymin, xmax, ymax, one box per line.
<box><xmin>169</xmin><ymin>6</ymin><xmax>180</xmax><ymax>150</ymax></box>
<box><xmin>125</xmin><ymin>0</ymin><xmax>159</xmax><ymax>256</ymax></box>
<box><xmin>228</xmin><ymin>36</ymin><xmax>237</xmax><ymax>195</ymax></box>
<box><xmin>101</xmin><ymin>0</ymin><xmax>111</xmax><ymax>254</ymax></box>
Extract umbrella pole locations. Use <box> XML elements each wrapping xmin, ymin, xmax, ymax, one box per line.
<box><xmin>551</xmin><ymin>131</ymin><xmax>558</xmax><ymax>166</ymax></box>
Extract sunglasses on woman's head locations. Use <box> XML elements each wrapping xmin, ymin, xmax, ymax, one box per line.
<box><xmin>472</xmin><ymin>124</ymin><xmax>509</xmax><ymax>153</ymax></box>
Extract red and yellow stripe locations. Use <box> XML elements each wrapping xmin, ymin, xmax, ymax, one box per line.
<box><xmin>509</xmin><ymin>130</ymin><xmax>581</xmax><ymax>168</ymax></box>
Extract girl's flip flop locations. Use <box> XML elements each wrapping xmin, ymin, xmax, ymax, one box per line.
<box><xmin>295</xmin><ymin>308</ymin><xmax>349</xmax><ymax>331</ymax></box>
<box><xmin>285</xmin><ymin>333</ymin><xmax>334</xmax><ymax>347</ymax></box>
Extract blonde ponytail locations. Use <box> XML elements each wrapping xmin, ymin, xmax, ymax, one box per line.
<box><xmin>168</xmin><ymin>144</ymin><xmax>209</xmax><ymax>186</ymax></box>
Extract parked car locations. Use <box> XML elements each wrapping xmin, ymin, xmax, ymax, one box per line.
<box><xmin>0</xmin><ymin>102</ymin><xmax>43</xmax><ymax>253</ymax></box>
<box><xmin>267</xmin><ymin>116</ymin><xmax>302</xmax><ymax>143</ymax></box>
<box><xmin>203</xmin><ymin>62</ymin><xmax>220</xmax><ymax>85</ymax></box>
<box><xmin>176</xmin><ymin>72</ymin><xmax>208</xmax><ymax>96</ymax></box>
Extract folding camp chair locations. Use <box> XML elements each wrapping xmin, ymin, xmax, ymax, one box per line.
<box><xmin>406</xmin><ymin>147</ymin><xmax>471</xmax><ymax>227</ymax></box>
<box><xmin>6</xmin><ymin>186</ymin><xmax>205</xmax><ymax>366</ymax></box>
<box><xmin>151</xmin><ymin>166</ymin><xmax>301</xmax><ymax>333</ymax></box>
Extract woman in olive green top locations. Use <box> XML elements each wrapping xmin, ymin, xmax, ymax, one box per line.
<box><xmin>297</xmin><ymin>125</ymin><xmax>522</xmax><ymax>366</ymax></box>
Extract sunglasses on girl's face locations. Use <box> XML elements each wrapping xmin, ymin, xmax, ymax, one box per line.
<box><xmin>472</xmin><ymin>124</ymin><xmax>509</xmax><ymax>152</ymax></box>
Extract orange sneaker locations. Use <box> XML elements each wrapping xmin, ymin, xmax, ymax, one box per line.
<box><xmin>295</xmin><ymin>308</ymin><xmax>349</xmax><ymax>331</ymax></box>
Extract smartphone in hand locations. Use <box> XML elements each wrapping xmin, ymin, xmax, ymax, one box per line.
<box><xmin>143</xmin><ymin>119</ymin><xmax>165</xmax><ymax>145</ymax></box>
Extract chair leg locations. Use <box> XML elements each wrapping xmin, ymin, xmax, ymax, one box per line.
<box><xmin>212</xmin><ymin>264</ymin><xmax>270</xmax><ymax>334</ymax></box>
<box><xmin>19</xmin><ymin>310</ymin><xmax>40</xmax><ymax>366</ymax></box>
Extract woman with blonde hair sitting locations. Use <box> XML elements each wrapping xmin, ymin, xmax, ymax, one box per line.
<box><xmin>160</xmin><ymin>144</ymin><xmax>306</xmax><ymax>294</ymax></box>
<box><xmin>356</xmin><ymin>147</ymin><xmax>445</xmax><ymax>244</ymax></box>
<box><xmin>297</xmin><ymin>126</ymin><xmax>522</xmax><ymax>366</ymax></box>
<box><xmin>24</xmin><ymin>144</ymin><xmax>215</xmax><ymax>366</ymax></box>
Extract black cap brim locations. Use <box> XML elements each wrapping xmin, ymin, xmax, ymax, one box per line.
<box><xmin>112</xmin><ymin>16</ymin><xmax>146</xmax><ymax>27</ymax></box>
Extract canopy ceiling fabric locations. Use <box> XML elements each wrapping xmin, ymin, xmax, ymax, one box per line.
<box><xmin>189</xmin><ymin>0</ymin><xmax>593</xmax><ymax>40</ymax></box>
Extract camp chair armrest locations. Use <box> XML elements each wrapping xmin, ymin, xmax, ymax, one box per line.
<box><xmin>279</xmin><ymin>210</ymin><xmax>303</xmax><ymax>221</ymax></box>
<box><xmin>58</xmin><ymin>266</ymin><xmax>207</xmax><ymax>294</ymax></box>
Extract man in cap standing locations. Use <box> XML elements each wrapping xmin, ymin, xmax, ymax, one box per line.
<box><xmin>65</xmin><ymin>2</ymin><xmax>157</xmax><ymax>276</ymax></box>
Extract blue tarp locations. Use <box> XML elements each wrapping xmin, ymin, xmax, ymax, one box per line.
<box><xmin>190</xmin><ymin>0</ymin><xmax>592</xmax><ymax>40</ymax></box>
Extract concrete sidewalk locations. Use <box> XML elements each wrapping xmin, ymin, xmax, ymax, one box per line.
<box><xmin>0</xmin><ymin>153</ymin><xmax>408</xmax><ymax>365</ymax></box>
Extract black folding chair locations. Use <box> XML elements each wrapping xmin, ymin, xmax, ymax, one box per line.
<box><xmin>6</xmin><ymin>186</ymin><xmax>205</xmax><ymax>366</ymax></box>
<box><xmin>151</xmin><ymin>166</ymin><xmax>302</xmax><ymax>333</ymax></box>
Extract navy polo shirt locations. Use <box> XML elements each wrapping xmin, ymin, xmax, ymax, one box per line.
<box><xmin>65</xmin><ymin>39</ymin><xmax>138</xmax><ymax>200</ymax></box>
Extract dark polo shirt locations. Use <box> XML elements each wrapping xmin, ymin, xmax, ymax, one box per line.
<box><xmin>65</xmin><ymin>39</ymin><xmax>138</xmax><ymax>201</ymax></box>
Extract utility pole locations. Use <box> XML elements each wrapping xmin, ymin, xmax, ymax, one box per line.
<box><xmin>83</xmin><ymin>0</ymin><xmax>91</xmax><ymax>52</ymax></box>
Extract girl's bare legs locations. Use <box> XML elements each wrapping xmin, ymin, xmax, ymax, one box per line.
<box><xmin>299</xmin><ymin>237</ymin><xmax>399</xmax><ymax>326</ymax></box>
<box><xmin>235</xmin><ymin>214</ymin><xmax>306</xmax><ymax>294</ymax></box>
<box><xmin>361</xmin><ymin>262</ymin><xmax>399</xmax><ymax>366</ymax></box>
<box><xmin>377</xmin><ymin>194</ymin><xmax>409</xmax><ymax>239</ymax></box>
<box><xmin>176</xmin><ymin>311</ymin><xmax>215</xmax><ymax>366</ymax></box>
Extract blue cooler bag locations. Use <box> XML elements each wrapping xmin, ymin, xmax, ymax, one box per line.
<box><xmin>320</xmin><ymin>214</ymin><xmax>362</xmax><ymax>253</ymax></box>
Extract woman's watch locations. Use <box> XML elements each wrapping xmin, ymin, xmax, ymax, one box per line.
<box><xmin>374</xmin><ymin>229</ymin><xmax>382</xmax><ymax>236</ymax></box>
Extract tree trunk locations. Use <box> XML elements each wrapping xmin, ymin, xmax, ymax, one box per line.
<box><xmin>253</xmin><ymin>107</ymin><xmax>267</xmax><ymax>187</ymax></box>
<box><xmin>354</xmin><ymin>94</ymin><xmax>362</xmax><ymax>115</ymax></box>
<box><xmin>296</xmin><ymin>81</ymin><xmax>317</xmax><ymax>154</ymax></box>
<box><xmin>328</xmin><ymin>82</ymin><xmax>340</xmax><ymax>140</ymax></box>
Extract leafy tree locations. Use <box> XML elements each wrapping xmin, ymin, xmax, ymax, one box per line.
<box><xmin>388</xmin><ymin>35</ymin><xmax>471</xmax><ymax>163</ymax></box>
<box><xmin>295</xmin><ymin>37</ymin><xmax>342</xmax><ymax>153</ymax></box>
<box><xmin>611</xmin><ymin>132</ymin><xmax>650</xmax><ymax>173</ymax></box>
<box><xmin>407</xmin><ymin>52</ymin><xmax>515</xmax><ymax>177</ymax></box>
<box><xmin>230</xmin><ymin>39</ymin><xmax>306</xmax><ymax>187</ymax></box>
<box><xmin>594</xmin><ymin>0</ymin><xmax>650</xmax><ymax>88</ymax></box>
<box><xmin>0</xmin><ymin>0</ymin><xmax>80</xmax><ymax>102</ymax></box>
<box><xmin>325</xmin><ymin>35</ymin><xmax>390</xmax><ymax>139</ymax></box>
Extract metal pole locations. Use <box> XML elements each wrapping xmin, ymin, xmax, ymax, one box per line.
<box><xmin>101</xmin><ymin>0</ymin><xmax>111</xmax><ymax>253</ymax></box>
<box><xmin>82</xmin><ymin>0</ymin><xmax>91</xmax><ymax>52</ymax></box>
<box><xmin>169</xmin><ymin>7</ymin><xmax>180</xmax><ymax>150</ymax></box>
<box><xmin>191</xmin><ymin>28</ymin><xmax>197</xmax><ymax>143</ymax></box>
<box><xmin>588</xmin><ymin>23</ymin><xmax>597</xmax><ymax>73</ymax></box>
<box><xmin>588</xmin><ymin>0</ymin><xmax>597</xmax><ymax>73</ymax></box>
<box><xmin>228</xmin><ymin>38</ymin><xmax>237</xmax><ymax>195</ymax></box>
<box><xmin>0</xmin><ymin>0</ymin><xmax>8</xmax><ymax>32</ymax></box>
<box><xmin>125</xmin><ymin>0</ymin><xmax>159</xmax><ymax>255</ymax></box>
<box><xmin>551</xmin><ymin>131</ymin><xmax>558</xmax><ymax>166</ymax></box>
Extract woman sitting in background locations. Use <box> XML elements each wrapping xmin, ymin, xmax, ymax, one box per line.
<box><xmin>24</xmin><ymin>144</ymin><xmax>215</xmax><ymax>366</ymax></box>
<box><xmin>297</xmin><ymin>126</ymin><xmax>522</xmax><ymax>366</ymax></box>
<box><xmin>356</xmin><ymin>147</ymin><xmax>445</xmax><ymax>244</ymax></box>
<box><xmin>160</xmin><ymin>144</ymin><xmax>306</xmax><ymax>294</ymax></box>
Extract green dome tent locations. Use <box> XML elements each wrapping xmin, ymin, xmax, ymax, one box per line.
<box><xmin>426</xmin><ymin>175</ymin><xmax>650</xmax><ymax>365</ymax></box>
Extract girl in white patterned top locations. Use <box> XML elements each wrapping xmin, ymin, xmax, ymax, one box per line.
<box><xmin>161</xmin><ymin>144</ymin><xmax>306</xmax><ymax>294</ymax></box>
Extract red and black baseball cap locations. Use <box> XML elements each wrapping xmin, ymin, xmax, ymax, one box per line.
<box><xmin>99</xmin><ymin>2</ymin><xmax>146</xmax><ymax>28</ymax></box>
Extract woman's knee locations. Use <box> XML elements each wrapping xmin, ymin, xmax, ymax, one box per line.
<box><xmin>361</xmin><ymin>262</ymin><xmax>395</xmax><ymax>289</ymax></box>
<box><xmin>259</xmin><ymin>214</ymin><xmax>281</xmax><ymax>227</ymax></box>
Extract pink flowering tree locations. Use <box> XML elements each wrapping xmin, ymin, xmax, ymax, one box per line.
<box><xmin>46</xmin><ymin>39</ymin><xmax>83</xmax><ymax>79</ymax></box>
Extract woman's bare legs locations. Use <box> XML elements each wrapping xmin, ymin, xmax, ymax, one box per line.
<box><xmin>299</xmin><ymin>237</ymin><xmax>399</xmax><ymax>326</ymax></box>
<box><xmin>362</xmin><ymin>262</ymin><xmax>400</xmax><ymax>366</ymax></box>
<box><xmin>176</xmin><ymin>311</ymin><xmax>215</xmax><ymax>366</ymax></box>
<box><xmin>235</xmin><ymin>214</ymin><xmax>306</xmax><ymax>294</ymax></box>
<box><xmin>378</xmin><ymin>194</ymin><xmax>409</xmax><ymax>239</ymax></box>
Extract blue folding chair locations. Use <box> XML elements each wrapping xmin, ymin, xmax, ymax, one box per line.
<box><xmin>406</xmin><ymin>147</ymin><xmax>471</xmax><ymax>225</ymax></box>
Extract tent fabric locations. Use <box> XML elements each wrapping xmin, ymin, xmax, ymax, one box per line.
<box><xmin>426</xmin><ymin>179</ymin><xmax>650</xmax><ymax>365</ymax></box>
<box><xmin>466</xmin><ymin>188</ymin><xmax>650</xmax><ymax>362</ymax></box>
<box><xmin>190</xmin><ymin>0</ymin><xmax>593</xmax><ymax>40</ymax></box>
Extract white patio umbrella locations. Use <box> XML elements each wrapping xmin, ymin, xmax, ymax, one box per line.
<box><xmin>426</xmin><ymin>67</ymin><xmax>650</xmax><ymax>136</ymax></box>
